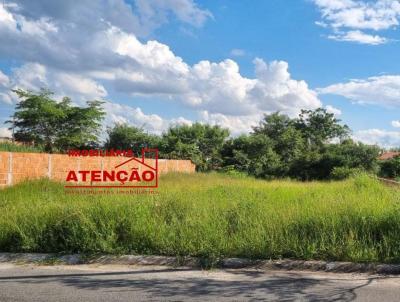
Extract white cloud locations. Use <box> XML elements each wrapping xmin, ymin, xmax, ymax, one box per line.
<box><xmin>392</xmin><ymin>120</ymin><xmax>400</xmax><ymax>128</ymax></box>
<box><xmin>0</xmin><ymin>92</ymin><xmax>12</xmax><ymax>104</ymax></box>
<box><xmin>230</xmin><ymin>49</ymin><xmax>246</xmax><ymax>57</ymax></box>
<box><xmin>0</xmin><ymin>1</ymin><xmax>322</xmax><ymax>137</ymax></box>
<box><xmin>325</xmin><ymin>105</ymin><xmax>342</xmax><ymax>115</ymax></box>
<box><xmin>314</xmin><ymin>0</ymin><xmax>400</xmax><ymax>30</ymax></box>
<box><xmin>4</xmin><ymin>0</ymin><xmax>211</xmax><ymax>38</ymax></box>
<box><xmin>0</xmin><ymin>1</ymin><xmax>211</xmax><ymax>73</ymax></box>
<box><xmin>313</xmin><ymin>0</ymin><xmax>400</xmax><ymax>44</ymax></box>
<box><xmin>103</xmin><ymin>102</ymin><xmax>192</xmax><ymax>135</ymax></box>
<box><xmin>354</xmin><ymin>129</ymin><xmax>400</xmax><ymax>149</ymax></box>
<box><xmin>328</xmin><ymin>30</ymin><xmax>388</xmax><ymax>45</ymax></box>
<box><xmin>134</xmin><ymin>0</ymin><xmax>212</xmax><ymax>28</ymax></box>
<box><xmin>105</xmin><ymin>26</ymin><xmax>190</xmax><ymax>95</ymax></box>
<box><xmin>318</xmin><ymin>75</ymin><xmax>400</xmax><ymax>107</ymax></box>
<box><xmin>183</xmin><ymin>57</ymin><xmax>321</xmax><ymax>117</ymax></box>
<box><xmin>184</xmin><ymin>59</ymin><xmax>257</xmax><ymax>115</ymax></box>
<box><xmin>0</xmin><ymin>70</ymin><xmax>10</xmax><ymax>87</ymax></box>
<box><xmin>90</xmin><ymin>26</ymin><xmax>322</xmax><ymax>117</ymax></box>
<box><xmin>0</xmin><ymin>70</ymin><xmax>13</xmax><ymax>104</ymax></box>
<box><xmin>0</xmin><ymin>70</ymin><xmax>12</xmax><ymax>105</ymax></box>
<box><xmin>0</xmin><ymin>3</ymin><xmax>16</xmax><ymax>30</ymax></box>
<box><xmin>0</xmin><ymin>127</ymin><xmax>11</xmax><ymax>138</ymax></box>
<box><xmin>199</xmin><ymin>111</ymin><xmax>261</xmax><ymax>136</ymax></box>
<box><xmin>55</xmin><ymin>73</ymin><xmax>107</xmax><ymax>100</ymax></box>
<box><xmin>0</xmin><ymin>63</ymin><xmax>107</xmax><ymax>104</ymax></box>
<box><xmin>250</xmin><ymin>58</ymin><xmax>321</xmax><ymax>117</ymax></box>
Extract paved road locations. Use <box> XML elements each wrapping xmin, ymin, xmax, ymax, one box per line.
<box><xmin>0</xmin><ymin>263</ymin><xmax>399</xmax><ymax>301</ymax></box>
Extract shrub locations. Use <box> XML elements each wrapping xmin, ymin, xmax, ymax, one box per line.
<box><xmin>379</xmin><ymin>157</ymin><xmax>400</xmax><ymax>179</ymax></box>
<box><xmin>330</xmin><ymin>167</ymin><xmax>363</xmax><ymax>180</ymax></box>
<box><xmin>0</xmin><ymin>142</ymin><xmax>45</xmax><ymax>153</ymax></box>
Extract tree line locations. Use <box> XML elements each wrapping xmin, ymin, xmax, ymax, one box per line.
<box><xmin>6</xmin><ymin>89</ymin><xmax>396</xmax><ymax>180</ymax></box>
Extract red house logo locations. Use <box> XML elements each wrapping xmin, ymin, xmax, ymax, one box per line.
<box><xmin>65</xmin><ymin>148</ymin><xmax>158</xmax><ymax>188</ymax></box>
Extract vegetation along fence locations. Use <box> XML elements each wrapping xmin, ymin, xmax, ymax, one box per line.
<box><xmin>0</xmin><ymin>152</ymin><xmax>195</xmax><ymax>188</ymax></box>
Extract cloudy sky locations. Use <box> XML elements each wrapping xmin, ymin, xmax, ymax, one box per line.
<box><xmin>1</xmin><ymin>0</ymin><xmax>400</xmax><ymax>147</ymax></box>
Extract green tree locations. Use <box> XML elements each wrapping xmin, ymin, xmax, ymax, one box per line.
<box><xmin>8</xmin><ymin>89</ymin><xmax>105</xmax><ymax>152</ymax></box>
<box><xmin>221</xmin><ymin>134</ymin><xmax>282</xmax><ymax>178</ymax></box>
<box><xmin>324</xmin><ymin>139</ymin><xmax>380</xmax><ymax>173</ymax></box>
<box><xmin>252</xmin><ymin>112</ymin><xmax>306</xmax><ymax>176</ymax></box>
<box><xmin>221</xmin><ymin>110</ymin><xmax>374</xmax><ymax>181</ymax></box>
<box><xmin>56</xmin><ymin>98</ymin><xmax>105</xmax><ymax>150</ymax></box>
<box><xmin>253</xmin><ymin>113</ymin><xmax>305</xmax><ymax>160</ymax></box>
<box><xmin>253</xmin><ymin>112</ymin><xmax>293</xmax><ymax>141</ymax></box>
<box><xmin>290</xmin><ymin>140</ymin><xmax>380</xmax><ymax>180</ymax></box>
<box><xmin>105</xmin><ymin>124</ymin><xmax>160</xmax><ymax>155</ymax></box>
<box><xmin>294</xmin><ymin>108</ymin><xmax>350</xmax><ymax>147</ymax></box>
<box><xmin>379</xmin><ymin>156</ymin><xmax>400</xmax><ymax>179</ymax></box>
<box><xmin>161</xmin><ymin>123</ymin><xmax>229</xmax><ymax>171</ymax></box>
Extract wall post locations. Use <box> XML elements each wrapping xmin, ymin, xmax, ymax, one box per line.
<box><xmin>7</xmin><ymin>152</ymin><xmax>12</xmax><ymax>186</ymax></box>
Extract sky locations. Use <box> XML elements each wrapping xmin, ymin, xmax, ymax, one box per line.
<box><xmin>0</xmin><ymin>0</ymin><xmax>400</xmax><ymax>147</ymax></box>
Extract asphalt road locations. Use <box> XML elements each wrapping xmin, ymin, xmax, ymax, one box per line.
<box><xmin>0</xmin><ymin>263</ymin><xmax>399</xmax><ymax>301</ymax></box>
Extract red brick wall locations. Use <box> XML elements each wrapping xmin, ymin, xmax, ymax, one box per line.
<box><xmin>0</xmin><ymin>152</ymin><xmax>195</xmax><ymax>188</ymax></box>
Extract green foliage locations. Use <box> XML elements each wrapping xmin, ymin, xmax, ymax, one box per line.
<box><xmin>290</xmin><ymin>140</ymin><xmax>380</xmax><ymax>180</ymax></box>
<box><xmin>222</xmin><ymin>109</ymin><xmax>367</xmax><ymax>180</ymax></box>
<box><xmin>160</xmin><ymin>123</ymin><xmax>229</xmax><ymax>171</ymax></box>
<box><xmin>8</xmin><ymin>89</ymin><xmax>105</xmax><ymax>152</ymax></box>
<box><xmin>1</xmin><ymin>173</ymin><xmax>400</xmax><ymax>263</ymax></box>
<box><xmin>219</xmin><ymin>166</ymin><xmax>250</xmax><ymax>178</ymax></box>
<box><xmin>104</xmin><ymin>123</ymin><xmax>229</xmax><ymax>171</ymax></box>
<box><xmin>105</xmin><ymin>124</ymin><xmax>160</xmax><ymax>156</ymax></box>
<box><xmin>221</xmin><ymin>134</ymin><xmax>281</xmax><ymax>177</ymax></box>
<box><xmin>253</xmin><ymin>113</ymin><xmax>305</xmax><ymax>171</ymax></box>
<box><xmin>0</xmin><ymin>142</ymin><xmax>45</xmax><ymax>153</ymax></box>
<box><xmin>379</xmin><ymin>156</ymin><xmax>400</xmax><ymax>178</ymax></box>
<box><xmin>330</xmin><ymin>167</ymin><xmax>363</xmax><ymax>180</ymax></box>
<box><xmin>294</xmin><ymin>108</ymin><xmax>350</xmax><ymax>147</ymax></box>
<box><xmin>320</xmin><ymin>140</ymin><xmax>380</xmax><ymax>176</ymax></box>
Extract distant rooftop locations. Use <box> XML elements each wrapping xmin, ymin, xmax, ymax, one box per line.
<box><xmin>378</xmin><ymin>151</ymin><xmax>400</xmax><ymax>160</ymax></box>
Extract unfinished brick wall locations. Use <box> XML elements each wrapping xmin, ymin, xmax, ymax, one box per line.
<box><xmin>0</xmin><ymin>152</ymin><xmax>195</xmax><ymax>188</ymax></box>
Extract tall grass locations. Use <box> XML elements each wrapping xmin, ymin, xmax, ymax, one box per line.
<box><xmin>1</xmin><ymin>173</ymin><xmax>400</xmax><ymax>263</ymax></box>
<box><xmin>0</xmin><ymin>142</ymin><xmax>44</xmax><ymax>153</ymax></box>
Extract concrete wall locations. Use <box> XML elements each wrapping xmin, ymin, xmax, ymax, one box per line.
<box><xmin>0</xmin><ymin>152</ymin><xmax>195</xmax><ymax>188</ymax></box>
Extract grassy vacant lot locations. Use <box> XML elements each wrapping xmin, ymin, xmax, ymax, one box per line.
<box><xmin>1</xmin><ymin>173</ymin><xmax>400</xmax><ymax>264</ymax></box>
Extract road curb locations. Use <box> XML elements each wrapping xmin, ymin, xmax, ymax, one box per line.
<box><xmin>1</xmin><ymin>253</ymin><xmax>400</xmax><ymax>274</ymax></box>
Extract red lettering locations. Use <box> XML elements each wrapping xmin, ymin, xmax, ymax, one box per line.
<box><xmin>66</xmin><ymin>171</ymin><xmax>78</xmax><ymax>182</ymax></box>
<box><xmin>68</xmin><ymin>150</ymin><xmax>80</xmax><ymax>157</ymax></box>
<box><xmin>103</xmin><ymin>170</ymin><xmax>115</xmax><ymax>182</ymax></box>
<box><xmin>89</xmin><ymin>149</ymin><xmax>98</xmax><ymax>157</ymax></box>
<box><xmin>129</xmin><ymin>170</ymin><xmax>141</xmax><ymax>182</ymax></box>
<box><xmin>91</xmin><ymin>170</ymin><xmax>101</xmax><ymax>181</ymax></box>
<box><xmin>142</xmin><ymin>171</ymin><xmax>155</xmax><ymax>181</ymax></box>
<box><xmin>79</xmin><ymin>170</ymin><xmax>90</xmax><ymax>181</ymax></box>
<box><xmin>117</xmin><ymin>171</ymin><xmax>128</xmax><ymax>183</ymax></box>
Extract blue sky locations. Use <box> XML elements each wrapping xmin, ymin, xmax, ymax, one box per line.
<box><xmin>1</xmin><ymin>0</ymin><xmax>400</xmax><ymax>147</ymax></box>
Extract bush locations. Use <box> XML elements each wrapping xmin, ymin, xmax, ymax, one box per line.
<box><xmin>0</xmin><ymin>142</ymin><xmax>45</xmax><ymax>153</ymax></box>
<box><xmin>219</xmin><ymin>165</ymin><xmax>249</xmax><ymax>178</ymax></box>
<box><xmin>379</xmin><ymin>157</ymin><xmax>400</xmax><ymax>179</ymax></box>
<box><xmin>330</xmin><ymin>167</ymin><xmax>363</xmax><ymax>180</ymax></box>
